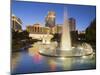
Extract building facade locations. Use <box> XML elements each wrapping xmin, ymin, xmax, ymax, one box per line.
<box><xmin>50</xmin><ymin>25</ymin><xmax>62</xmax><ymax>34</ymax></box>
<box><xmin>69</xmin><ymin>18</ymin><xmax>76</xmax><ymax>31</ymax></box>
<box><xmin>12</xmin><ymin>15</ymin><xmax>22</xmax><ymax>32</ymax></box>
<box><xmin>45</xmin><ymin>11</ymin><xmax>56</xmax><ymax>28</ymax></box>
<box><xmin>26</xmin><ymin>23</ymin><xmax>50</xmax><ymax>34</ymax></box>
<box><xmin>26</xmin><ymin>23</ymin><xmax>53</xmax><ymax>41</ymax></box>
<box><xmin>26</xmin><ymin>23</ymin><xmax>63</xmax><ymax>35</ymax></box>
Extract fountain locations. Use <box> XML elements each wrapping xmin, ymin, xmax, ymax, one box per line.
<box><xmin>60</xmin><ymin>8</ymin><xmax>71</xmax><ymax>51</ymax></box>
<box><xmin>39</xmin><ymin>7</ymin><xmax>94</xmax><ymax>57</ymax></box>
<box><xmin>42</xmin><ymin>29</ymin><xmax>53</xmax><ymax>44</ymax></box>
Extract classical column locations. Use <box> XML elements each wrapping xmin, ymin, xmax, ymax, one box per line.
<box><xmin>38</xmin><ymin>27</ymin><xmax>39</xmax><ymax>33</ymax></box>
<box><xmin>34</xmin><ymin>27</ymin><xmax>36</xmax><ymax>33</ymax></box>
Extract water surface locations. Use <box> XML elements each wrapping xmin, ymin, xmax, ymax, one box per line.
<box><xmin>11</xmin><ymin>43</ymin><xmax>96</xmax><ymax>74</ymax></box>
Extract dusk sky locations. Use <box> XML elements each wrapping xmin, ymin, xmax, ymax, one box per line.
<box><xmin>12</xmin><ymin>0</ymin><xmax>96</xmax><ymax>31</ymax></box>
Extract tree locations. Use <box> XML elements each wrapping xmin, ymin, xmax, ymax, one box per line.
<box><xmin>51</xmin><ymin>33</ymin><xmax>61</xmax><ymax>43</ymax></box>
<box><xmin>85</xmin><ymin>18</ymin><xmax>96</xmax><ymax>44</ymax></box>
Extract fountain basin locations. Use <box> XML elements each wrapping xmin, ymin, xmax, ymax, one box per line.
<box><xmin>39</xmin><ymin>43</ymin><xmax>94</xmax><ymax>57</ymax></box>
<box><xmin>39</xmin><ymin>49</ymin><xmax>93</xmax><ymax>57</ymax></box>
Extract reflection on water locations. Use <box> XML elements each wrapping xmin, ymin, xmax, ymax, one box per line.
<box><xmin>59</xmin><ymin>57</ymin><xmax>73</xmax><ymax>70</ymax></box>
<box><xmin>11</xmin><ymin>43</ymin><xmax>96</xmax><ymax>74</ymax></box>
<box><xmin>47</xmin><ymin>58</ymin><xmax>57</xmax><ymax>71</ymax></box>
<box><xmin>28</xmin><ymin>45</ymin><xmax>43</xmax><ymax>63</ymax></box>
<box><xmin>11</xmin><ymin>52</ymin><xmax>21</xmax><ymax>71</ymax></box>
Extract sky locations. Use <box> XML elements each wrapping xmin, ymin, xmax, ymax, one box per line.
<box><xmin>12</xmin><ymin>0</ymin><xmax>96</xmax><ymax>31</ymax></box>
